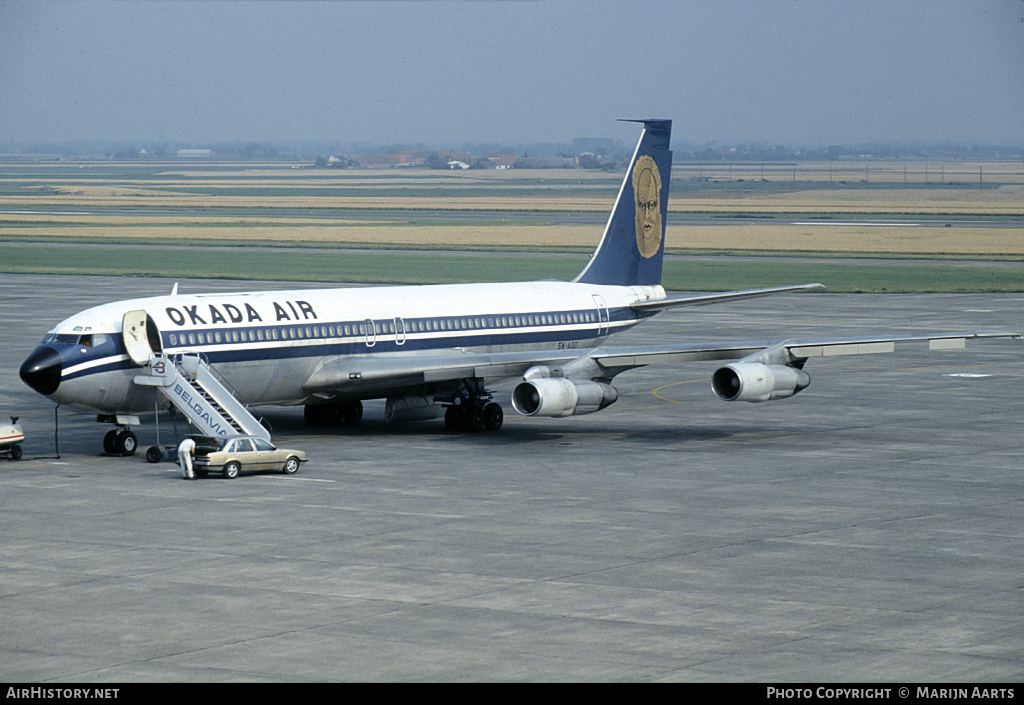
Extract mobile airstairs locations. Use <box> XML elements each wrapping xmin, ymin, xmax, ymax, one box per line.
<box><xmin>134</xmin><ymin>352</ymin><xmax>271</xmax><ymax>461</ymax></box>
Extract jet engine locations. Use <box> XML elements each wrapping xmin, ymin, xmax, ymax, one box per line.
<box><xmin>711</xmin><ymin>363</ymin><xmax>810</xmax><ymax>403</ymax></box>
<box><xmin>511</xmin><ymin>378</ymin><xmax>618</xmax><ymax>417</ymax></box>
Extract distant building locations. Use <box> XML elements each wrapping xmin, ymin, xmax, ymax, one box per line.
<box><xmin>356</xmin><ymin>152</ymin><xmax>421</xmax><ymax>168</ymax></box>
<box><xmin>513</xmin><ymin>156</ymin><xmax>577</xmax><ymax>169</ymax></box>
<box><xmin>486</xmin><ymin>154</ymin><xmax>518</xmax><ymax>169</ymax></box>
<box><xmin>177</xmin><ymin>149</ymin><xmax>213</xmax><ymax>159</ymax></box>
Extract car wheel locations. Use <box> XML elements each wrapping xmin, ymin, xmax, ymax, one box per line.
<box><xmin>282</xmin><ymin>456</ymin><xmax>300</xmax><ymax>474</ymax></box>
<box><xmin>223</xmin><ymin>461</ymin><xmax>241</xmax><ymax>479</ymax></box>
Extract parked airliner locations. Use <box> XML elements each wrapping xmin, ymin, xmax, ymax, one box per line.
<box><xmin>19</xmin><ymin>120</ymin><xmax>1019</xmax><ymax>455</ymax></box>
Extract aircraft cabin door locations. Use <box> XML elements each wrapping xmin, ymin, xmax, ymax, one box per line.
<box><xmin>364</xmin><ymin>319</ymin><xmax>376</xmax><ymax>348</ymax></box>
<box><xmin>122</xmin><ymin>309</ymin><xmax>162</xmax><ymax>365</ymax></box>
<box><xmin>394</xmin><ymin>317</ymin><xmax>406</xmax><ymax>346</ymax></box>
<box><xmin>591</xmin><ymin>295</ymin><xmax>610</xmax><ymax>337</ymax></box>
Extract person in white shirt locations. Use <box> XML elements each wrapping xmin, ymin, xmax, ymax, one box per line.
<box><xmin>177</xmin><ymin>437</ymin><xmax>196</xmax><ymax>479</ymax></box>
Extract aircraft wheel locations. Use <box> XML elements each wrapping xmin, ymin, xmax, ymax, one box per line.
<box><xmin>467</xmin><ymin>406</ymin><xmax>485</xmax><ymax>433</ymax></box>
<box><xmin>483</xmin><ymin>403</ymin><xmax>503</xmax><ymax>431</ymax></box>
<box><xmin>103</xmin><ymin>430</ymin><xmax>118</xmax><ymax>454</ymax></box>
<box><xmin>10</xmin><ymin>444</ymin><xmax>22</xmax><ymax>461</ymax></box>
<box><xmin>116</xmin><ymin>431</ymin><xmax>137</xmax><ymax>456</ymax></box>
<box><xmin>444</xmin><ymin>405</ymin><xmax>464</xmax><ymax>432</ymax></box>
<box><xmin>341</xmin><ymin>400</ymin><xmax>363</xmax><ymax>425</ymax></box>
<box><xmin>282</xmin><ymin>456</ymin><xmax>300</xmax><ymax>475</ymax></box>
<box><xmin>223</xmin><ymin>461</ymin><xmax>240</xmax><ymax>479</ymax></box>
<box><xmin>145</xmin><ymin>446</ymin><xmax>162</xmax><ymax>463</ymax></box>
<box><xmin>304</xmin><ymin>404</ymin><xmax>329</xmax><ymax>426</ymax></box>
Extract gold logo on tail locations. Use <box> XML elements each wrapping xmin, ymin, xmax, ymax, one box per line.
<box><xmin>633</xmin><ymin>155</ymin><xmax>663</xmax><ymax>258</ymax></box>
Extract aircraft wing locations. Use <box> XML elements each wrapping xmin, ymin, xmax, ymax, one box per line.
<box><xmin>593</xmin><ymin>331</ymin><xmax>1021</xmax><ymax>369</ymax></box>
<box><xmin>302</xmin><ymin>330</ymin><xmax>1020</xmax><ymax>398</ymax></box>
<box><xmin>302</xmin><ymin>341</ymin><xmax>766</xmax><ymax>396</ymax></box>
<box><xmin>302</xmin><ymin>349</ymin><xmax>586</xmax><ymax>395</ymax></box>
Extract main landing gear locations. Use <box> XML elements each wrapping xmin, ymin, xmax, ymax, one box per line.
<box><xmin>438</xmin><ymin>382</ymin><xmax>503</xmax><ymax>433</ymax></box>
<box><xmin>304</xmin><ymin>400</ymin><xmax>364</xmax><ymax>427</ymax></box>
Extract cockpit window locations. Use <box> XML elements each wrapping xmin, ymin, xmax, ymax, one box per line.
<box><xmin>43</xmin><ymin>334</ymin><xmax>82</xmax><ymax>344</ymax></box>
<box><xmin>78</xmin><ymin>333</ymin><xmax>108</xmax><ymax>348</ymax></box>
<box><xmin>42</xmin><ymin>333</ymin><xmax>110</xmax><ymax>346</ymax></box>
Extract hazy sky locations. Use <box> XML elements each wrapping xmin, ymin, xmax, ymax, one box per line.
<box><xmin>2</xmin><ymin>0</ymin><xmax>1022</xmax><ymax>147</ymax></box>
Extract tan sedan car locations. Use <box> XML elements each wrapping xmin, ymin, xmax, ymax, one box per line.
<box><xmin>192</xmin><ymin>435</ymin><xmax>308</xmax><ymax>479</ymax></box>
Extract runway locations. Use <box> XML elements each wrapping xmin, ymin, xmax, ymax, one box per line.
<box><xmin>1</xmin><ymin>274</ymin><xmax>1022</xmax><ymax>682</ymax></box>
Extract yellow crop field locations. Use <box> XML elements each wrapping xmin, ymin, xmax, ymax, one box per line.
<box><xmin>671</xmin><ymin>186</ymin><xmax>1024</xmax><ymax>215</ymax></box>
<box><xmin>2</xmin><ymin>162</ymin><xmax>1022</xmax><ymax>256</ymax></box>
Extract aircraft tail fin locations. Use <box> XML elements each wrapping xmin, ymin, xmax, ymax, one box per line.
<box><xmin>574</xmin><ymin>119</ymin><xmax>672</xmax><ymax>287</ymax></box>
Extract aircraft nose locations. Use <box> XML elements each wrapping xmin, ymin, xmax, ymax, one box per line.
<box><xmin>20</xmin><ymin>347</ymin><xmax>63</xmax><ymax>396</ymax></box>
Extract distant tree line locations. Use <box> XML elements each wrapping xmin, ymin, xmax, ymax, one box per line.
<box><xmin>5</xmin><ymin>138</ymin><xmax>1021</xmax><ymax>163</ymax></box>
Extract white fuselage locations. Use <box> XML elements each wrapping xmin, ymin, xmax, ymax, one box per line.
<box><xmin>34</xmin><ymin>280</ymin><xmax>666</xmax><ymax>414</ymax></box>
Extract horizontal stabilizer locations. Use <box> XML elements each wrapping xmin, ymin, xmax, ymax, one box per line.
<box><xmin>631</xmin><ymin>284</ymin><xmax>824</xmax><ymax>313</ymax></box>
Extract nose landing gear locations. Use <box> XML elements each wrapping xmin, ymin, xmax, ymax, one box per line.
<box><xmin>103</xmin><ymin>428</ymin><xmax>138</xmax><ymax>456</ymax></box>
<box><xmin>98</xmin><ymin>415</ymin><xmax>141</xmax><ymax>456</ymax></box>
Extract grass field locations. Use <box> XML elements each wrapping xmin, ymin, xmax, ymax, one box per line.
<box><xmin>1</xmin><ymin>161</ymin><xmax>1022</xmax><ymax>292</ymax></box>
<box><xmin>5</xmin><ymin>242</ymin><xmax>1022</xmax><ymax>293</ymax></box>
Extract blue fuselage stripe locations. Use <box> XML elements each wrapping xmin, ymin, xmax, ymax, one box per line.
<box><xmin>53</xmin><ymin>306</ymin><xmax>639</xmax><ymax>379</ymax></box>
